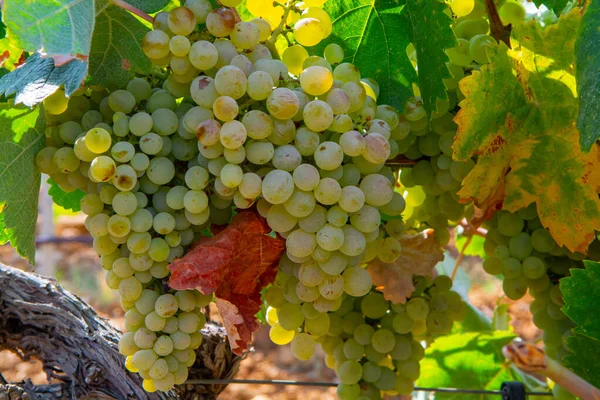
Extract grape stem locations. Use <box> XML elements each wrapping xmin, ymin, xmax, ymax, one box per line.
<box><xmin>110</xmin><ymin>0</ymin><xmax>154</xmax><ymax>24</ymax></box>
<box><xmin>451</xmin><ymin>235</ymin><xmax>471</xmax><ymax>280</ymax></box>
<box><xmin>503</xmin><ymin>341</ymin><xmax>600</xmax><ymax>400</ymax></box>
<box><xmin>267</xmin><ymin>0</ymin><xmax>295</xmax><ymax>53</ymax></box>
<box><xmin>484</xmin><ymin>0</ymin><xmax>511</xmax><ymax>47</ymax></box>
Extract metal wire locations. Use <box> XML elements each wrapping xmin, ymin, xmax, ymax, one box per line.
<box><xmin>185</xmin><ymin>379</ymin><xmax>553</xmax><ymax>396</ymax></box>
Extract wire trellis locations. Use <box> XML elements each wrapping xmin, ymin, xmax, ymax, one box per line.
<box><xmin>186</xmin><ymin>378</ymin><xmax>553</xmax><ymax>397</ymax></box>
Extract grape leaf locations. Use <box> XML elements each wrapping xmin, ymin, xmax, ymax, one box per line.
<box><xmin>123</xmin><ymin>0</ymin><xmax>171</xmax><ymax>13</ymax></box>
<box><xmin>0</xmin><ymin>11</ymin><xmax>5</xmax><ymax>38</ymax></box>
<box><xmin>88</xmin><ymin>5</ymin><xmax>152</xmax><ymax>89</ymax></box>
<box><xmin>0</xmin><ymin>104</ymin><xmax>45</xmax><ymax>263</ymax></box>
<box><xmin>318</xmin><ymin>0</ymin><xmax>454</xmax><ymax>113</ymax></box>
<box><xmin>367</xmin><ymin>229</ymin><xmax>443</xmax><ymax>304</ymax></box>
<box><xmin>47</xmin><ymin>177</ymin><xmax>84</xmax><ymax>212</ymax></box>
<box><xmin>560</xmin><ymin>260</ymin><xmax>600</xmax><ymax>388</ymax></box>
<box><xmin>575</xmin><ymin>0</ymin><xmax>600</xmax><ymax>151</ymax></box>
<box><xmin>533</xmin><ymin>0</ymin><xmax>570</xmax><ymax>14</ymax></box>
<box><xmin>2</xmin><ymin>0</ymin><xmax>95</xmax><ymax>58</ymax></box>
<box><xmin>417</xmin><ymin>331</ymin><xmax>519</xmax><ymax>399</ymax></box>
<box><xmin>0</xmin><ymin>53</ymin><xmax>87</xmax><ymax>107</ymax></box>
<box><xmin>453</xmin><ymin>10</ymin><xmax>600</xmax><ymax>253</ymax></box>
<box><xmin>404</xmin><ymin>0</ymin><xmax>456</xmax><ymax>114</ymax></box>
<box><xmin>561</xmin><ymin>261</ymin><xmax>600</xmax><ymax>341</ymax></box>
<box><xmin>563</xmin><ymin>332</ymin><xmax>600</xmax><ymax>389</ymax></box>
<box><xmin>168</xmin><ymin>210</ymin><xmax>286</xmax><ymax>354</ymax></box>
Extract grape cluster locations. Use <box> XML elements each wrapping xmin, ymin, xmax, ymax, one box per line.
<box><xmin>34</xmin><ymin>0</ymin><xmax>470</xmax><ymax>395</ymax></box>
<box><xmin>37</xmin><ymin>78</ymin><xmax>214</xmax><ymax>391</ymax></box>
<box><xmin>265</xmin><ymin>272</ymin><xmax>466</xmax><ymax>398</ymax></box>
<box><xmin>483</xmin><ymin>206</ymin><xmax>600</xmax><ymax>400</ymax></box>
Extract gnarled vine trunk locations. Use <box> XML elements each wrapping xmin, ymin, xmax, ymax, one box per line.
<box><xmin>0</xmin><ymin>263</ymin><xmax>243</xmax><ymax>400</ymax></box>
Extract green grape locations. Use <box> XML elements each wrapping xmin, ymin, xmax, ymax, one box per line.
<box><xmin>498</xmin><ymin>212</ymin><xmax>525</xmax><ymax>236</ymax></box>
<box><xmin>522</xmin><ymin>256</ymin><xmax>546</xmax><ymax>279</ymax></box>
<box><xmin>469</xmin><ymin>34</ymin><xmax>496</xmax><ymax>64</ymax></box>
<box><xmin>509</xmin><ymin>232</ymin><xmax>533</xmax><ymax>260</ymax></box>
<box><xmin>269</xmin><ymin>322</ymin><xmax>295</xmax><ymax>345</ymax></box>
<box><xmin>337</xmin><ymin>383</ymin><xmax>360</xmax><ymax>400</ymax></box>
<box><xmin>118</xmin><ymin>277</ymin><xmax>143</xmax><ymax>302</ymax></box>
<box><xmin>406</xmin><ymin>297</ymin><xmax>429</xmax><ymax>320</ymax></box>
<box><xmin>342</xmin><ymin>338</ymin><xmax>364</xmax><ymax>360</ymax></box>
<box><xmin>446</xmin><ymin>38</ymin><xmax>472</xmax><ymax>67</ymax></box>
<box><xmin>449</xmin><ymin>0</ymin><xmax>474</xmax><ymax>17</ymax></box>
<box><xmin>293</xmin><ymin>18</ymin><xmax>325</xmax><ymax>47</ymax></box>
<box><xmin>499</xmin><ymin>1</ymin><xmax>525</xmax><ymax>26</ymax></box>
<box><xmin>374</xmin><ymin>366</ymin><xmax>396</xmax><ymax>390</ymax></box>
<box><xmin>338</xmin><ymin>360</ymin><xmax>362</xmax><ymax>385</ymax></box>
<box><xmin>324</xmin><ymin>43</ymin><xmax>344</xmax><ymax>64</ymax></box>
<box><xmin>282</xmin><ymin>44</ymin><xmax>309</xmax><ymax>75</ymax></box>
<box><xmin>503</xmin><ymin>277</ymin><xmax>528</xmax><ymax>300</ymax></box>
<box><xmin>531</xmin><ymin>228</ymin><xmax>555</xmax><ymax>252</ymax></box>
<box><xmin>44</xmin><ymin>89</ymin><xmax>69</xmax><ymax>115</ymax></box>
<box><xmin>178</xmin><ymin>311</ymin><xmax>205</xmax><ymax>333</ymax></box>
<box><xmin>483</xmin><ymin>255</ymin><xmax>503</xmax><ymax>275</ymax></box>
<box><xmin>290</xmin><ymin>332</ymin><xmax>315</xmax><ymax>360</ymax></box>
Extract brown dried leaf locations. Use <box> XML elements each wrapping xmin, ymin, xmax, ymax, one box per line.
<box><xmin>367</xmin><ymin>229</ymin><xmax>443</xmax><ymax>304</ymax></box>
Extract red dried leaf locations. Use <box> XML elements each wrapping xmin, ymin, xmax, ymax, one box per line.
<box><xmin>367</xmin><ymin>229</ymin><xmax>443</xmax><ymax>304</ymax></box>
<box><xmin>169</xmin><ymin>210</ymin><xmax>285</xmax><ymax>354</ymax></box>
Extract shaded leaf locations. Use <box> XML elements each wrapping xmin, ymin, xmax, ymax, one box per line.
<box><xmin>563</xmin><ymin>332</ymin><xmax>600</xmax><ymax>389</ymax></box>
<box><xmin>0</xmin><ymin>53</ymin><xmax>87</xmax><ymax>106</ymax></box>
<box><xmin>405</xmin><ymin>0</ymin><xmax>456</xmax><ymax>114</ymax></box>
<box><xmin>47</xmin><ymin>177</ymin><xmax>84</xmax><ymax>212</ymax></box>
<box><xmin>453</xmin><ymin>10</ymin><xmax>600</xmax><ymax>253</ymax></box>
<box><xmin>88</xmin><ymin>5</ymin><xmax>152</xmax><ymax>89</ymax></box>
<box><xmin>561</xmin><ymin>261</ymin><xmax>600</xmax><ymax>341</ymax></box>
<box><xmin>575</xmin><ymin>0</ymin><xmax>600</xmax><ymax>151</ymax></box>
<box><xmin>0</xmin><ymin>104</ymin><xmax>45</xmax><ymax>263</ymax></box>
<box><xmin>367</xmin><ymin>229</ymin><xmax>443</xmax><ymax>304</ymax></box>
<box><xmin>559</xmin><ymin>260</ymin><xmax>600</xmax><ymax>388</ymax></box>
<box><xmin>168</xmin><ymin>210</ymin><xmax>286</xmax><ymax>354</ymax></box>
<box><xmin>417</xmin><ymin>331</ymin><xmax>519</xmax><ymax>399</ymax></box>
<box><xmin>3</xmin><ymin>0</ymin><xmax>95</xmax><ymax>57</ymax></box>
<box><xmin>124</xmin><ymin>0</ymin><xmax>171</xmax><ymax>13</ymax></box>
<box><xmin>533</xmin><ymin>0</ymin><xmax>570</xmax><ymax>14</ymax></box>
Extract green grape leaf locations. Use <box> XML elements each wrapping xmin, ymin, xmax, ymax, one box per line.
<box><xmin>0</xmin><ymin>104</ymin><xmax>46</xmax><ymax>264</ymax></box>
<box><xmin>318</xmin><ymin>0</ymin><xmax>454</xmax><ymax>113</ymax></box>
<box><xmin>123</xmin><ymin>0</ymin><xmax>171</xmax><ymax>13</ymax></box>
<box><xmin>561</xmin><ymin>260</ymin><xmax>600</xmax><ymax>341</ymax></box>
<box><xmin>88</xmin><ymin>5</ymin><xmax>152</xmax><ymax>89</ymax></box>
<box><xmin>2</xmin><ymin>0</ymin><xmax>95</xmax><ymax>57</ymax></box>
<box><xmin>319</xmin><ymin>0</ymin><xmax>417</xmax><ymax>110</ymax></box>
<box><xmin>0</xmin><ymin>53</ymin><xmax>88</xmax><ymax>107</ymax></box>
<box><xmin>0</xmin><ymin>11</ymin><xmax>6</xmax><ymax>38</ymax></box>
<box><xmin>453</xmin><ymin>10</ymin><xmax>600</xmax><ymax>254</ymax></box>
<box><xmin>417</xmin><ymin>331</ymin><xmax>519</xmax><ymax>399</ymax></box>
<box><xmin>533</xmin><ymin>0</ymin><xmax>570</xmax><ymax>13</ymax></box>
<box><xmin>575</xmin><ymin>0</ymin><xmax>600</xmax><ymax>151</ymax></box>
<box><xmin>404</xmin><ymin>0</ymin><xmax>456</xmax><ymax>114</ymax></box>
<box><xmin>563</xmin><ymin>332</ymin><xmax>600</xmax><ymax>389</ymax></box>
<box><xmin>561</xmin><ymin>260</ymin><xmax>600</xmax><ymax>388</ymax></box>
<box><xmin>47</xmin><ymin>178</ymin><xmax>84</xmax><ymax>212</ymax></box>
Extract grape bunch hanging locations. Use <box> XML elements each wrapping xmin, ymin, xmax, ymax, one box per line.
<box><xmin>33</xmin><ymin>0</ymin><xmax>471</xmax><ymax>397</ymax></box>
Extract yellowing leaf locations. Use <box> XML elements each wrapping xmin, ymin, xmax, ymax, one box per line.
<box><xmin>367</xmin><ymin>230</ymin><xmax>443</xmax><ymax>304</ymax></box>
<box><xmin>453</xmin><ymin>9</ymin><xmax>600</xmax><ymax>253</ymax></box>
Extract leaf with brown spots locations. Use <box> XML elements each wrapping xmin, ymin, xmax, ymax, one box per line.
<box><xmin>367</xmin><ymin>230</ymin><xmax>443</xmax><ymax>304</ymax></box>
<box><xmin>453</xmin><ymin>9</ymin><xmax>600</xmax><ymax>253</ymax></box>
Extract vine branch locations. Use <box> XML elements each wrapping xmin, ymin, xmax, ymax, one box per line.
<box><xmin>111</xmin><ymin>0</ymin><xmax>154</xmax><ymax>24</ymax></box>
<box><xmin>485</xmin><ymin>0</ymin><xmax>511</xmax><ymax>47</ymax></box>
